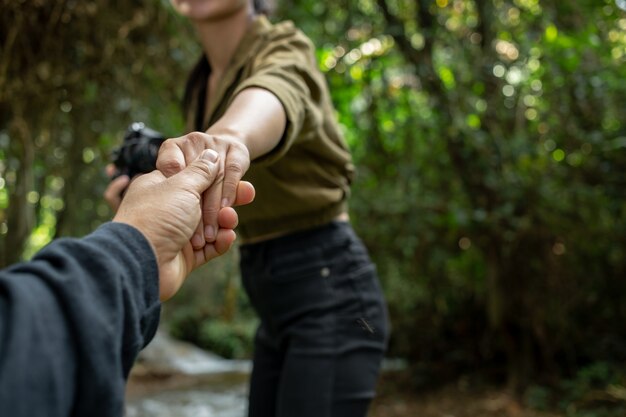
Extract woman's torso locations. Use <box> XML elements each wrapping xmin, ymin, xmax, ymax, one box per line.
<box><xmin>186</xmin><ymin>16</ymin><xmax>355</xmax><ymax>242</ymax></box>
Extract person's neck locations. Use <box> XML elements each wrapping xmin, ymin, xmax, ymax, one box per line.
<box><xmin>193</xmin><ymin>10</ymin><xmax>255</xmax><ymax>74</ymax></box>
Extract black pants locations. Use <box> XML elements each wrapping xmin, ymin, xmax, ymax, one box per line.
<box><xmin>240</xmin><ymin>221</ymin><xmax>389</xmax><ymax>417</ymax></box>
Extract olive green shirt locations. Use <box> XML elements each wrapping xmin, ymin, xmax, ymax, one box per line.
<box><xmin>186</xmin><ymin>16</ymin><xmax>354</xmax><ymax>240</ymax></box>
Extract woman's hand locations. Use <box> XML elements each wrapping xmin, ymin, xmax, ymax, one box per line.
<box><xmin>103</xmin><ymin>164</ymin><xmax>130</xmax><ymax>212</ymax></box>
<box><xmin>156</xmin><ymin>131</ymin><xmax>251</xmax><ymax>247</ymax></box>
<box><xmin>155</xmin><ymin>87</ymin><xmax>287</xmax><ymax>248</ymax></box>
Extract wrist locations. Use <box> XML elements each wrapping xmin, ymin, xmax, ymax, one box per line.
<box><xmin>112</xmin><ymin>217</ymin><xmax>158</xmax><ymax>256</ymax></box>
<box><xmin>205</xmin><ymin>125</ymin><xmax>252</xmax><ymax>153</ymax></box>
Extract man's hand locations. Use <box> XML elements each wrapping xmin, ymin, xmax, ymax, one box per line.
<box><xmin>113</xmin><ymin>149</ymin><xmax>255</xmax><ymax>301</ymax></box>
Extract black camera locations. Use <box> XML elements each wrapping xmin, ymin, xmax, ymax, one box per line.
<box><xmin>111</xmin><ymin>122</ymin><xmax>166</xmax><ymax>179</ymax></box>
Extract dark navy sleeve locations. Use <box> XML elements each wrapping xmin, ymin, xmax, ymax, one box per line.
<box><xmin>0</xmin><ymin>222</ymin><xmax>161</xmax><ymax>417</ymax></box>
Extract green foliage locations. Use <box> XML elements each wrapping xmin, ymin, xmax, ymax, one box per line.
<box><xmin>525</xmin><ymin>384</ymin><xmax>552</xmax><ymax>411</ymax></box>
<box><xmin>167</xmin><ymin>257</ymin><xmax>257</xmax><ymax>360</ymax></box>
<box><xmin>169</xmin><ymin>307</ymin><xmax>256</xmax><ymax>360</ymax></box>
<box><xmin>197</xmin><ymin>320</ymin><xmax>256</xmax><ymax>360</ymax></box>
<box><xmin>279</xmin><ymin>0</ymin><xmax>626</xmax><ymax>393</ymax></box>
<box><xmin>525</xmin><ymin>363</ymin><xmax>626</xmax><ymax>417</ymax></box>
<box><xmin>0</xmin><ymin>0</ymin><xmax>196</xmax><ymax>264</ymax></box>
<box><xmin>560</xmin><ymin>362</ymin><xmax>618</xmax><ymax>405</ymax></box>
<box><xmin>164</xmin><ymin>250</ymin><xmax>257</xmax><ymax>359</ymax></box>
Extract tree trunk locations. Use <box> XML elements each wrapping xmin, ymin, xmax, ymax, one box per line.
<box><xmin>2</xmin><ymin>113</ymin><xmax>35</xmax><ymax>266</ymax></box>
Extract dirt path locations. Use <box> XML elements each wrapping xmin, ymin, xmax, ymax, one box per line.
<box><xmin>369</xmin><ymin>374</ymin><xmax>563</xmax><ymax>417</ymax></box>
<box><xmin>127</xmin><ymin>360</ymin><xmax>564</xmax><ymax>417</ymax></box>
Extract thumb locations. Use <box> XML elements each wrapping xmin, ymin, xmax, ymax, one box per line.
<box><xmin>167</xmin><ymin>149</ymin><xmax>220</xmax><ymax>194</ymax></box>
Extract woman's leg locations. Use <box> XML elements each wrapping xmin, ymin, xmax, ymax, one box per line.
<box><xmin>241</xmin><ymin>245</ymin><xmax>283</xmax><ymax>417</ymax></box>
<box><xmin>247</xmin><ymin>325</ymin><xmax>282</xmax><ymax>417</ymax></box>
<box><xmin>241</xmin><ymin>222</ymin><xmax>389</xmax><ymax>417</ymax></box>
<box><xmin>272</xmin><ymin>223</ymin><xmax>389</xmax><ymax>417</ymax></box>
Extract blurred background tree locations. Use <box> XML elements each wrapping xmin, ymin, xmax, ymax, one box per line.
<box><xmin>279</xmin><ymin>0</ymin><xmax>626</xmax><ymax>396</ymax></box>
<box><xmin>0</xmin><ymin>0</ymin><xmax>196</xmax><ymax>265</ymax></box>
<box><xmin>1</xmin><ymin>0</ymin><xmax>625</xmax><ymax>411</ymax></box>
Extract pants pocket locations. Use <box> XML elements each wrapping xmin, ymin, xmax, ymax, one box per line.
<box><xmin>330</xmin><ymin>261</ymin><xmax>389</xmax><ymax>345</ymax></box>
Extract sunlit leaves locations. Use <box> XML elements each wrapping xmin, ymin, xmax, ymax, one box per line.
<box><xmin>277</xmin><ymin>0</ymin><xmax>626</xmax><ymax>378</ymax></box>
<box><xmin>544</xmin><ymin>24</ymin><xmax>558</xmax><ymax>43</ymax></box>
<box><xmin>466</xmin><ymin>114</ymin><xmax>481</xmax><ymax>130</ymax></box>
<box><xmin>513</xmin><ymin>0</ymin><xmax>542</xmax><ymax>15</ymax></box>
<box><xmin>437</xmin><ymin>66</ymin><xmax>456</xmax><ymax>89</ymax></box>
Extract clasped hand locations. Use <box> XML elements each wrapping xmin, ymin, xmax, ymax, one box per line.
<box><xmin>156</xmin><ymin>131</ymin><xmax>251</xmax><ymax>248</ymax></box>
<box><xmin>112</xmin><ymin>149</ymin><xmax>254</xmax><ymax>301</ymax></box>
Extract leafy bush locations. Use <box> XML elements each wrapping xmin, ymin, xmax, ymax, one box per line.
<box><xmin>168</xmin><ymin>305</ymin><xmax>257</xmax><ymax>360</ymax></box>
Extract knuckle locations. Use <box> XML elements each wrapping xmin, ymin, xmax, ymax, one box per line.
<box><xmin>222</xmin><ymin>178</ymin><xmax>239</xmax><ymax>192</ymax></box>
<box><xmin>159</xmin><ymin>138</ymin><xmax>174</xmax><ymax>150</ymax></box>
<box><xmin>160</xmin><ymin>159</ymin><xmax>184</xmax><ymax>173</ymax></box>
<box><xmin>187</xmin><ymin>163</ymin><xmax>208</xmax><ymax>178</ymax></box>
<box><xmin>225</xmin><ymin>161</ymin><xmax>244</xmax><ymax>176</ymax></box>
<box><xmin>186</xmin><ymin>131</ymin><xmax>207</xmax><ymax>144</ymax></box>
<box><xmin>202</xmin><ymin>206</ymin><xmax>220</xmax><ymax>216</ymax></box>
<box><xmin>213</xmin><ymin>168</ymin><xmax>225</xmax><ymax>184</ymax></box>
<box><xmin>157</xmin><ymin>138</ymin><xmax>178</xmax><ymax>155</ymax></box>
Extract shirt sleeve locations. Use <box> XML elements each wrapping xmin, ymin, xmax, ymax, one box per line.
<box><xmin>230</xmin><ymin>28</ymin><xmax>327</xmax><ymax>166</ymax></box>
<box><xmin>0</xmin><ymin>222</ymin><xmax>161</xmax><ymax>417</ymax></box>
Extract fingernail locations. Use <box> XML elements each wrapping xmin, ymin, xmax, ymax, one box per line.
<box><xmin>221</xmin><ymin>198</ymin><xmax>230</xmax><ymax>208</ymax></box>
<box><xmin>205</xmin><ymin>225</ymin><xmax>215</xmax><ymax>240</ymax></box>
<box><xmin>201</xmin><ymin>149</ymin><xmax>219</xmax><ymax>163</ymax></box>
<box><xmin>192</xmin><ymin>233</ymin><xmax>204</xmax><ymax>248</ymax></box>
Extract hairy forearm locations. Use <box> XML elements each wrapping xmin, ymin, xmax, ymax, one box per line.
<box><xmin>206</xmin><ymin>87</ymin><xmax>287</xmax><ymax>160</ymax></box>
